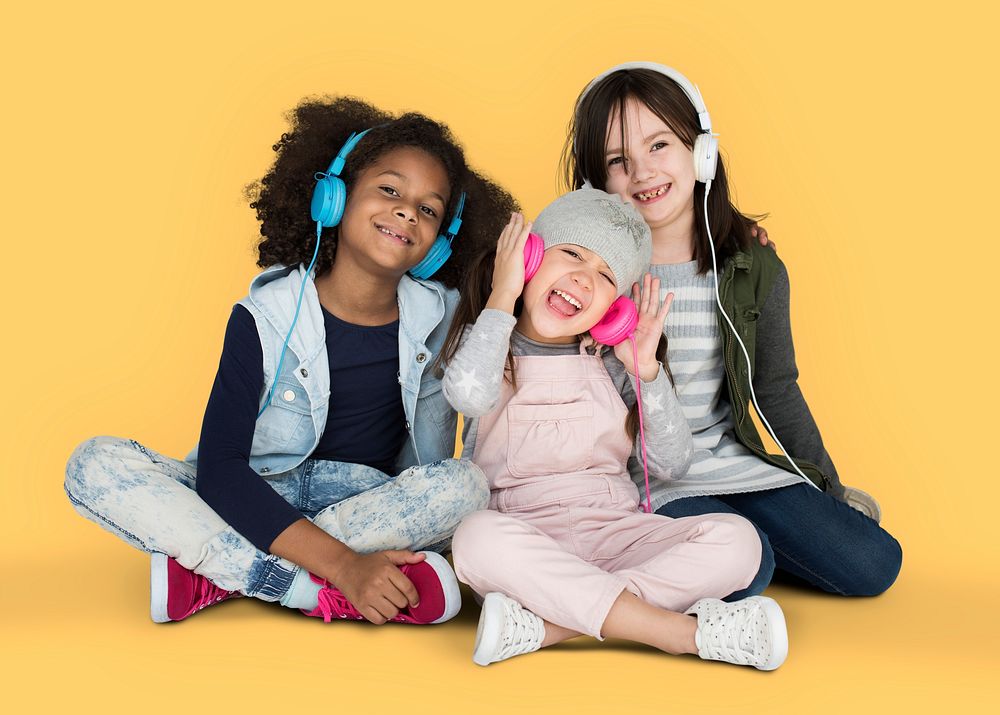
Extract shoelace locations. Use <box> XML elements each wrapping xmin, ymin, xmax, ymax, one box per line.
<box><xmin>701</xmin><ymin>601</ymin><xmax>767</xmax><ymax>666</ymax></box>
<box><xmin>192</xmin><ymin>576</ymin><xmax>234</xmax><ymax>614</ymax></box>
<box><xmin>495</xmin><ymin>599</ymin><xmax>544</xmax><ymax>660</ymax></box>
<box><xmin>311</xmin><ymin>582</ymin><xmax>419</xmax><ymax>624</ymax></box>
<box><xmin>313</xmin><ymin>586</ymin><xmax>365</xmax><ymax>623</ymax></box>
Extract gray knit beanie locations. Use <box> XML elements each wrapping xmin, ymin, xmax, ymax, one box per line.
<box><xmin>532</xmin><ymin>188</ymin><xmax>652</xmax><ymax>296</ymax></box>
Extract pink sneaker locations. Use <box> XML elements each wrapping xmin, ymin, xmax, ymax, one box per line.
<box><xmin>303</xmin><ymin>551</ymin><xmax>460</xmax><ymax>625</ymax></box>
<box><xmin>150</xmin><ymin>552</ymin><xmax>240</xmax><ymax>623</ymax></box>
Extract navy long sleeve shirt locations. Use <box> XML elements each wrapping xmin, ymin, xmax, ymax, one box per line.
<box><xmin>195</xmin><ymin>305</ymin><xmax>406</xmax><ymax>552</ymax></box>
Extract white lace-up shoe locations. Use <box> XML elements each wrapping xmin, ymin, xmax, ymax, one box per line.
<box><xmin>685</xmin><ymin>596</ymin><xmax>788</xmax><ymax>670</ymax></box>
<box><xmin>472</xmin><ymin>592</ymin><xmax>545</xmax><ymax>666</ymax></box>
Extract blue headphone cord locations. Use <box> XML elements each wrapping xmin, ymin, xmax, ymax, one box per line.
<box><xmin>257</xmin><ymin>221</ymin><xmax>324</xmax><ymax>418</ymax></box>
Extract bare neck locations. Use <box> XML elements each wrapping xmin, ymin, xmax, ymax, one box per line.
<box><xmin>514</xmin><ymin>314</ymin><xmax>576</xmax><ymax>345</ymax></box>
<box><xmin>314</xmin><ymin>257</ymin><xmax>400</xmax><ymax>326</ymax></box>
<box><xmin>649</xmin><ymin>207</ymin><xmax>697</xmax><ymax>265</ymax></box>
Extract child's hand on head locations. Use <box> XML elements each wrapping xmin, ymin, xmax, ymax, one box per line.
<box><xmin>486</xmin><ymin>212</ymin><xmax>533</xmax><ymax>314</ymax></box>
<box><xmin>613</xmin><ymin>273</ymin><xmax>673</xmax><ymax>382</ymax></box>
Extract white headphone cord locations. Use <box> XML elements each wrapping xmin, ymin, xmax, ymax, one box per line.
<box><xmin>703</xmin><ymin>181</ymin><xmax>822</xmax><ymax>491</ymax></box>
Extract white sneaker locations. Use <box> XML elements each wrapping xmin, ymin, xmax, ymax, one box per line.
<box><xmin>843</xmin><ymin>486</ymin><xmax>882</xmax><ymax>523</ymax></box>
<box><xmin>472</xmin><ymin>592</ymin><xmax>545</xmax><ymax>666</ymax></box>
<box><xmin>685</xmin><ymin>596</ymin><xmax>788</xmax><ymax>670</ymax></box>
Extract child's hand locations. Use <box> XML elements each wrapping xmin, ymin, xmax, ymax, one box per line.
<box><xmin>486</xmin><ymin>212</ymin><xmax>533</xmax><ymax>314</ymax></box>
<box><xmin>751</xmin><ymin>222</ymin><xmax>776</xmax><ymax>252</ymax></box>
<box><xmin>613</xmin><ymin>273</ymin><xmax>673</xmax><ymax>383</ymax></box>
<box><xmin>334</xmin><ymin>550</ymin><xmax>425</xmax><ymax>624</ymax></box>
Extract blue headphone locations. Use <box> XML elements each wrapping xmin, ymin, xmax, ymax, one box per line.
<box><xmin>258</xmin><ymin>128</ymin><xmax>466</xmax><ymax>417</ymax></box>
<box><xmin>309</xmin><ymin>127</ymin><xmax>466</xmax><ymax>280</ymax></box>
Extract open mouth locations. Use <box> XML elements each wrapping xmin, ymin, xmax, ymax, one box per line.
<box><xmin>633</xmin><ymin>183</ymin><xmax>671</xmax><ymax>203</ymax></box>
<box><xmin>375</xmin><ymin>223</ymin><xmax>412</xmax><ymax>245</ymax></box>
<box><xmin>547</xmin><ymin>289</ymin><xmax>583</xmax><ymax>317</ymax></box>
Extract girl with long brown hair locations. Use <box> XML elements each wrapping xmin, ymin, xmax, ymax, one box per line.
<box><xmin>564</xmin><ymin>63</ymin><xmax>901</xmax><ymax>597</ymax></box>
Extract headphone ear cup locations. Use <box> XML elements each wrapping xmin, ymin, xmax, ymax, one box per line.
<box><xmin>408</xmin><ymin>190</ymin><xmax>467</xmax><ymax>280</ymax></box>
<box><xmin>409</xmin><ymin>235</ymin><xmax>453</xmax><ymax>280</ymax></box>
<box><xmin>523</xmin><ymin>233</ymin><xmax>544</xmax><ymax>283</ymax></box>
<box><xmin>310</xmin><ymin>175</ymin><xmax>347</xmax><ymax>227</ymax></box>
<box><xmin>693</xmin><ymin>134</ymin><xmax>718</xmax><ymax>184</ymax></box>
<box><xmin>589</xmin><ymin>296</ymin><xmax>639</xmax><ymax>346</ymax></box>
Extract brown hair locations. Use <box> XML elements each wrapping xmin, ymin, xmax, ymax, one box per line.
<box><xmin>438</xmin><ymin>246</ymin><xmax>520</xmax><ymax>387</ymax></box>
<box><xmin>559</xmin><ymin>68</ymin><xmax>761</xmax><ymax>275</ymax></box>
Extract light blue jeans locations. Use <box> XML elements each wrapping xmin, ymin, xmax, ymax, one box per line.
<box><xmin>65</xmin><ymin>436</ymin><xmax>488</xmax><ymax>601</ymax></box>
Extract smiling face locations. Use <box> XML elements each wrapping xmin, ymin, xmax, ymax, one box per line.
<box><xmin>337</xmin><ymin>146</ymin><xmax>450</xmax><ymax>277</ymax></box>
<box><xmin>516</xmin><ymin>244</ymin><xmax>618</xmax><ymax>344</ymax></box>
<box><xmin>602</xmin><ymin>98</ymin><xmax>697</xmax><ymax>239</ymax></box>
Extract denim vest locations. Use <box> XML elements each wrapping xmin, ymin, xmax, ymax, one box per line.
<box><xmin>187</xmin><ymin>264</ymin><xmax>460</xmax><ymax>476</ymax></box>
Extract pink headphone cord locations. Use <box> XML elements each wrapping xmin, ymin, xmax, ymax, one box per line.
<box><xmin>631</xmin><ymin>336</ymin><xmax>653</xmax><ymax>514</ymax></box>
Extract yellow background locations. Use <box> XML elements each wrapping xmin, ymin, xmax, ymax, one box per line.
<box><xmin>3</xmin><ymin>0</ymin><xmax>997</xmax><ymax>711</ymax></box>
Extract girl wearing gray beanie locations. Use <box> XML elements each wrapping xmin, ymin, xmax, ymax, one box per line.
<box><xmin>439</xmin><ymin>188</ymin><xmax>788</xmax><ymax>670</ymax></box>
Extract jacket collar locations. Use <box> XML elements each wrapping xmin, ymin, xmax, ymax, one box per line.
<box><xmin>247</xmin><ymin>264</ymin><xmax>448</xmax><ymax>360</ymax></box>
<box><xmin>248</xmin><ymin>264</ymin><xmax>325</xmax><ymax>363</ymax></box>
<box><xmin>730</xmin><ymin>248</ymin><xmax>754</xmax><ymax>272</ymax></box>
<box><xmin>397</xmin><ymin>273</ymin><xmax>447</xmax><ymax>347</ymax></box>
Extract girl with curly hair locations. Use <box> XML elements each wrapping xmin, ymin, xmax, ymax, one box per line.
<box><xmin>65</xmin><ymin>97</ymin><xmax>517</xmax><ymax>626</ymax></box>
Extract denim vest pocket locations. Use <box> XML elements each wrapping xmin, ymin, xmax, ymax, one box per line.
<box><xmin>506</xmin><ymin>401</ymin><xmax>594</xmax><ymax>477</ymax></box>
<box><xmin>256</xmin><ymin>376</ymin><xmax>310</xmax><ymax>445</ymax></box>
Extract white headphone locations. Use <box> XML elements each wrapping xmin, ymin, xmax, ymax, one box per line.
<box><xmin>576</xmin><ymin>61</ymin><xmax>823</xmax><ymax>492</ymax></box>
<box><xmin>576</xmin><ymin>61</ymin><xmax>719</xmax><ymax>185</ymax></box>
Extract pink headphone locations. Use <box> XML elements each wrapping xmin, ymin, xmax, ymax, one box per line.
<box><xmin>522</xmin><ymin>233</ymin><xmax>638</xmax><ymax>345</ymax></box>
<box><xmin>523</xmin><ymin>232</ymin><xmax>653</xmax><ymax>512</ymax></box>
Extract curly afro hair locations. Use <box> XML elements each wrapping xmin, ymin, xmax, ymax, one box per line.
<box><xmin>246</xmin><ymin>96</ymin><xmax>518</xmax><ymax>290</ymax></box>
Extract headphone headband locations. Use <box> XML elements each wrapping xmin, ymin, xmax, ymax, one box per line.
<box><xmin>575</xmin><ymin>61</ymin><xmax>718</xmax><ymax>186</ymax></box>
<box><xmin>577</xmin><ymin>61</ymin><xmax>712</xmax><ymax>134</ymax></box>
<box><xmin>326</xmin><ymin>128</ymin><xmax>371</xmax><ymax>177</ymax></box>
<box><xmin>445</xmin><ymin>191</ymin><xmax>466</xmax><ymax>238</ymax></box>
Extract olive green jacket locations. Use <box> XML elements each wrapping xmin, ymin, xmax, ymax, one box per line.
<box><xmin>717</xmin><ymin>242</ymin><xmax>841</xmax><ymax>495</ymax></box>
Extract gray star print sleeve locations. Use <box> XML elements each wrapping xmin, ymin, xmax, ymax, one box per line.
<box><xmin>442</xmin><ymin>309</ymin><xmax>516</xmax><ymax>418</ymax></box>
<box><xmin>603</xmin><ymin>353</ymin><xmax>694</xmax><ymax>482</ymax></box>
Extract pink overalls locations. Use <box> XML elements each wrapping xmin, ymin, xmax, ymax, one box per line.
<box><xmin>451</xmin><ymin>352</ymin><xmax>761</xmax><ymax>639</ymax></box>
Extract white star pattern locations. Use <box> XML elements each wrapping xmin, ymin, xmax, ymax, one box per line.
<box><xmin>454</xmin><ymin>367</ymin><xmax>483</xmax><ymax>399</ymax></box>
<box><xmin>663</xmin><ymin>421</ymin><xmax>679</xmax><ymax>434</ymax></box>
<box><xmin>643</xmin><ymin>392</ymin><xmax>665</xmax><ymax>413</ymax></box>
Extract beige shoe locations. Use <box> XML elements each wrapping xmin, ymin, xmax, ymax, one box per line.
<box><xmin>843</xmin><ymin>486</ymin><xmax>882</xmax><ymax>523</ymax></box>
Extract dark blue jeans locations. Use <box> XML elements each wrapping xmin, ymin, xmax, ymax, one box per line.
<box><xmin>657</xmin><ymin>483</ymin><xmax>902</xmax><ymax>598</ymax></box>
